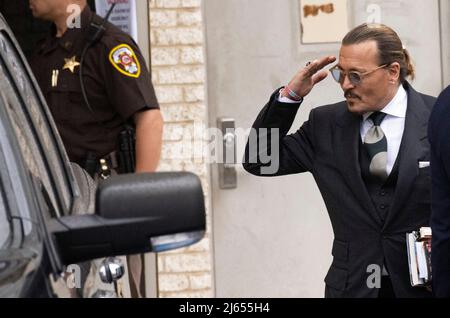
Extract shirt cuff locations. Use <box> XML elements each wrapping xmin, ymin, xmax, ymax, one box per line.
<box><xmin>277</xmin><ymin>88</ymin><xmax>303</xmax><ymax>104</ymax></box>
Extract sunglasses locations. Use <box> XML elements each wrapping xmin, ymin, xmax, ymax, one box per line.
<box><xmin>329</xmin><ymin>64</ymin><xmax>389</xmax><ymax>86</ymax></box>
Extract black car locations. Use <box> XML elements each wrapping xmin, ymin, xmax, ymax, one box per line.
<box><xmin>0</xmin><ymin>14</ymin><xmax>206</xmax><ymax>298</ymax></box>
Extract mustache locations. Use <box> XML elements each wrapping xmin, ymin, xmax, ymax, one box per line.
<box><xmin>345</xmin><ymin>90</ymin><xmax>360</xmax><ymax>99</ymax></box>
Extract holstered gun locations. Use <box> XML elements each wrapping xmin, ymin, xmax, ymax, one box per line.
<box><xmin>117</xmin><ymin>124</ymin><xmax>136</xmax><ymax>174</ymax></box>
<box><xmin>83</xmin><ymin>151</ymin><xmax>99</xmax><ymax>178</ymax></box>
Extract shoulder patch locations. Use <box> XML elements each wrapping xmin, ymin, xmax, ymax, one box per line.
<box><xmin>109</xmin><ymin>44</ymin><xmax>141</xmax><ymax>78</ymax></box>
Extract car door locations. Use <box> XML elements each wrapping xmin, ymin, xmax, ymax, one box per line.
<box><xmin>0</xmin><ymin>17</ymin><xmax>76</xmax><ymax>219</ymax></box>
<box><xmin>0</xmin><ymin>102</ymin><xmax>48</xmax><ymax>298</ymax></box>
<box><xmin>0</xmin><ymin>16</ymin><xmax>84</xmax><ymax>297</ymax></box>
<box><xmin>0</xmin><ymin>46</ymin><xmax>48</xmax><ymax>298</ymax></box>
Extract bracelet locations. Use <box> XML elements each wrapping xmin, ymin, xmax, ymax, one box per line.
<box><xmin>283</xmin><ymin>85</ymin><xmax>303</xmax><ymax>102</ymax></box>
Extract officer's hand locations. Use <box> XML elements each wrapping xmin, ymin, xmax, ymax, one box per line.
<box><xmin>283</xmin><ymin>56</ymin><xmax>336</xmax><ymax>99</ymax></box>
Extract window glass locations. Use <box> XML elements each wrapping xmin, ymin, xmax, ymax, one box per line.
<box><xmin>0</xmin><ymin>31</ymin><xmax>73</xmax><ymax>215</ymax></box>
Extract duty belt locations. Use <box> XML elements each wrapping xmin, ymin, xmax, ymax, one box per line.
<box><xmin>82</xmin><ymin>151</ymin><xmax>119</xmax><ymax>180</ymax></box>
<box><xmin>99</xmin><ymin>151</ymin><xmax>119</xmax><ymax>179</ymax></box>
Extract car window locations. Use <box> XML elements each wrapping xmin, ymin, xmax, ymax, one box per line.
<box><xmin>0</xmin><ymin>65</ymin><xmax>59</xmax><ymax>217</ymax></box>
<box><xmin>0</xmin><ymin>93</ymin><xmax>33</xmax><ymax>249</ymax></box>
<box><xmin>0</xmin><ymin>31</ymin><xmax>73</xmax><ymax>216</ymax></box>
<box><xmin>0</xmin><ymin>114</ymin><xmax>45</xmax><ymax>297</ymax></box>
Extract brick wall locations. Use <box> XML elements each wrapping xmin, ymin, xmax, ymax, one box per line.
<box><xmin>148</xmin><ymin>0</ymin><xmax>214</xmax><ymax>298</ymax></box>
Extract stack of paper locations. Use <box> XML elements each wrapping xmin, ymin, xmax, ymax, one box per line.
<box><xmin>406</xmin><ymin>227</ymin><xmax>432</xmax><ymax>287</ymax></box>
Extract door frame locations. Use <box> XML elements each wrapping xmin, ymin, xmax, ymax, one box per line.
<box><xmin>136</xmin><ymin>0</ymin><xmax>151</xmax><ymax>69</ymax></box>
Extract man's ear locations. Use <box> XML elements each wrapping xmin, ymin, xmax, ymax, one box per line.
<box><xmin>388</xmin><ymin>62</ymin><xmax>401</xmax><ymax>81</ymax></box>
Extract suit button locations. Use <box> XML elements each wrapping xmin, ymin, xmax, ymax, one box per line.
<box><xmin>380</xmin><ymin>190</ymin><xmax>387</xmax><ymax>196</ymax></box>
<box><xmin>380</xmin><ymin>204</ymin><xmax>387</xmax><ymax>210</ymax></box>
<box><xmin>64</xmin><ymin>41</ymin><xmax>73</xmax><ymax>50</ymax></box>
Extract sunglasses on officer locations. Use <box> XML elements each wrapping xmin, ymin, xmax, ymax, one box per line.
<box><xmin>329</xmin><ymin>64</ymin><xmax>389</xmax><ymax>86</ymax></box>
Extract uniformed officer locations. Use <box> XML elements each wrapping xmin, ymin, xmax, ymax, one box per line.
<box><xmin>29</xmin><ymin>0</ymin><xmax>164</xmax><ymax>298</ymax></box>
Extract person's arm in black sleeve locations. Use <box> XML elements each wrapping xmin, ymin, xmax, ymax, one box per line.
<box><xmin>243</xmin><ymin>89</ymin><xmax>315</xmax><ymax>176</ymax></box>
<box><xmin>429</xmin><ymin>86</ymin><xmax>450</xmax><ymax>298</ymax></box>
<box><xmin>243</xmin><ymin>55</ymin><xmax>336</xmax><ymax>177</ymax></box>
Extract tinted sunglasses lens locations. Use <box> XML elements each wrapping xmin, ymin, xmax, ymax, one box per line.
<box><xmin>349</xmin><ymin>72</ymin><xmax>361</xmax><ymax>85</ymax></box>
<box><xmin>331</xmin><ymin>69</ymin><xmax>341</xmax><ymax>83</ymax></box>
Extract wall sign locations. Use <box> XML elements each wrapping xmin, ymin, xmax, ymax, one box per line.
<box><xmin>299</xmin><ymin>0</ymin><xmax>349</xmax><ymax>44</ymax></box>
<box><xmin>95</xmin><ymin>0</ymin><xmax>138</xmax><ymax>42</ymax></box>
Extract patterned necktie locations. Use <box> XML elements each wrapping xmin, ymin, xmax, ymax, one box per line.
<box><xmin>364</xmin><ymin>112</ymin><xmax>388</xmax><ymax>181</ymax></box>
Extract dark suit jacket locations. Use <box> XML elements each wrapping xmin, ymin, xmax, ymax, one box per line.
<box><xmin>429</xmin><ymin>86</ymin><xmax>450</xmax><ymax>298</ymax></box>
<box><xmin>243</xmin><ymin>82</ymin><xmax>435</xmax><ymax>298</ymax></box>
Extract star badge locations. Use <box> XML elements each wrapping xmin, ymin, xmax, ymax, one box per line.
<box><xmin>63</xmin><ymin>56</ymin><xmax>80</xmax><ymax>73</ymax></box>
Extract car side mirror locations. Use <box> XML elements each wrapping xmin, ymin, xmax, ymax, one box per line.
<box><xmin>49</xmin><ymin>172</ymin><xmax>206</xmax><ymax>265</ymax></box>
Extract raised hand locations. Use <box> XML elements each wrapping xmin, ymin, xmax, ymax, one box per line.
<box><xmin>282</xmin><ymin>56</ymin><xmax>337</xmax><ymax>99</ymax></box>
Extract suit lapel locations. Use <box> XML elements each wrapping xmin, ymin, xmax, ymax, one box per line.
<box><xmin>335</xmin><ymin>105</ymin><xmax>383</xmax><ymax>227</ymax></box>
<box><xmin>382</xmin><ymin>83</ymin><xmax>430</xmax><ymax>230</ymax></box>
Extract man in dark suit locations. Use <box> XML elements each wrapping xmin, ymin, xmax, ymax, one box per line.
<box><xmin>243</xmin><ymin>23</ymin><xmax>435</xmax><ymax>298</ymax></box>
<box><xmin>429</xmin><ymin>86</ymin><xmax>450</xmax><ymax>298</ymax></box>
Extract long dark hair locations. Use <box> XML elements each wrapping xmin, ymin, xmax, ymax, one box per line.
<box><xmin>342</xmin><ymin>23</ymin><xmax>415</xmax><ymax>82</ymax></box>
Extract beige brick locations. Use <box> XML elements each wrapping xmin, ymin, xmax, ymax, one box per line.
<box><xmin>159</xmin><ymin>158</ymin><xmax>208</xmax><ymax>177</ymax></box>
<box><xmin>183</xmin><ymin>85</ymin><xmax>205</xmax><ymax>102</ymax></box>
<box><xmin>164</xmin><ymin>253</ymin><xmax>211</xmax><ymax>272</ymax></box>
<box><xmin>191</xmin><ymin>118</ymin><xmax>207</xmax><ymax>137</ymax></box>
<box><xmin>161</xmin><ymin>141</ymin><xmax>195</xmax><ymax>161</ymax></box>
<box><xmin>154</xmin><ymin>28</ymin><xmax>204</xmax><ymax>45</ymax></box>
<box><xmin>150</xmin><ymin>29</ymin><xmax>156</xmax><ymax>45</ymax></box>
<box><xmin>158</xmin><ymin>159</ymin><xmax>184</xmax><ymax>172</ymax></box>
<box><xmin>151</xmin><ymin>47</ymin><xmax>180</xmax><ymax>66</ymax></box>
<box><xmin>181</xmin><ymin>46</ymin><xmax>204</xmax><ymax>64</ymax></box>
<box><xmin>160</xmin><ymin>103</ymin><xmax>205</xmax><ymax>122</ymax></box>
<box><xmin>151</xmin><ymin>71</ymin><xmax>159</xmax><ymax>84</ymax></box>
<box><xmin>182</xmin><ymin>161</ymin><xmax>208</xmax><ymax>178</ymax></box>
<box><xmin>150</xmin><ymin>10</ymin><xmax>177</xmax><ymax>27</ymax></box>
<box><xmin>177</xmin><ymin>10</ymin><xmax>202</xmax><ymax>26</ymax></box>
<box><xmin>189</xmin><ymin>273</ymin><xmax>212</xmax><ymax>290</ymax></box>
<box><xmin>154</xmin><ymin>85</ymin><xmax>184</xmax><ymax>103</ymax></box>
<box><xmin>162</xmin><ymin>123</ymin><xmax>188</xmax><ymax>141</ymax></box>
<box><xmin>156</xmin><ymin>0</ymin><xmax>181</xmax><ymax>8</ymax></box>
<box><xmin>149</xmin><ymin>0</ymin><xmax>156</xmax><ymax>8</ymax></box>
<box><xmin>158</xmin><ymin>66</ymin><xmax>205</xmax><ymax>84</ymax></box>
<box><xmin>160</xmin><ymin>246</ymin><xmax>190</xmax><ymax>255</ymax></box>
<box><xmin>159</xmin><ymin>274</ymin><xmax>190</xmax><ymax>292</ymax></box>
<box><xmin>160</xmin><ymin>289</ymin><xmax>213</xmax><ymax>298</ymax></box>
<box><xmin>186</xmin><ymin>237</ymin><xmax>210</xmax><ymax>252</ymax></box>
<box><xmin>157</xmin><ymin>255</ymin><xmax>165</xmax><ymax>272</ymax></box>
<box><xmin>181</xmin><ymin>0</ymin><xmax>202</xmax><ymax>8</ymax></box>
